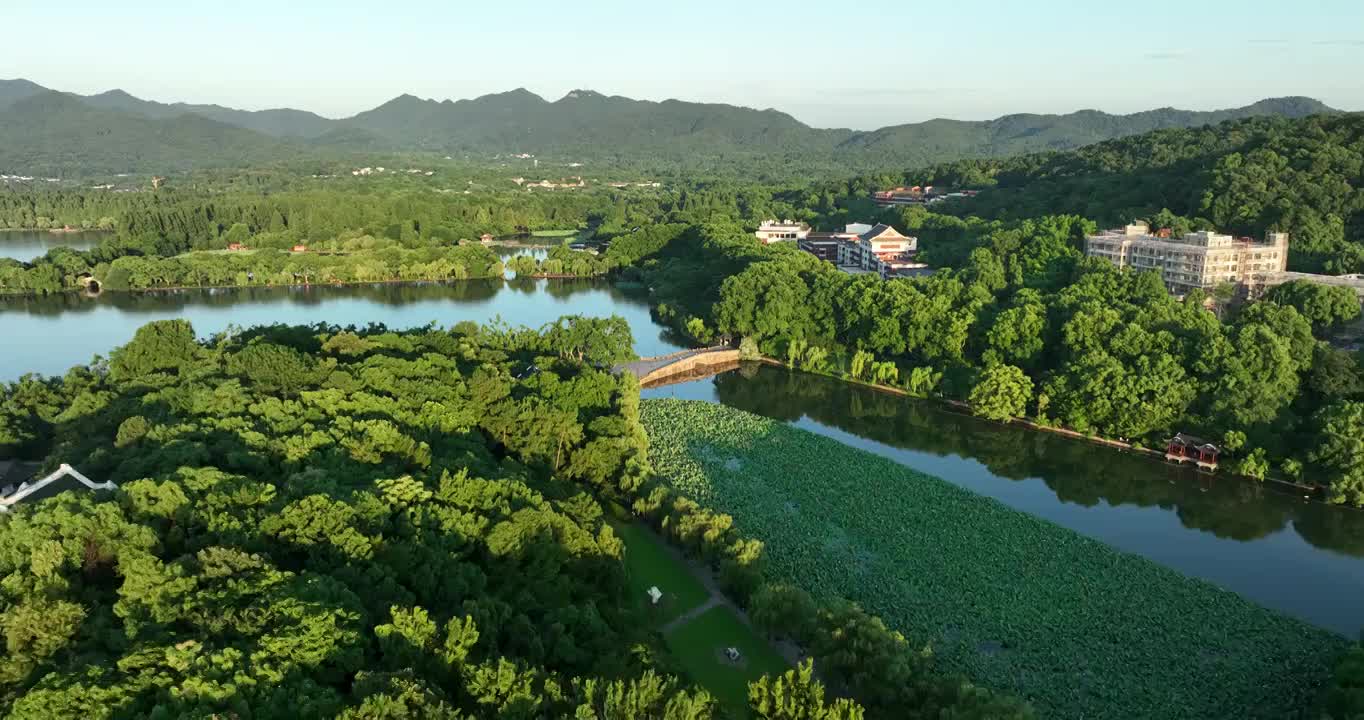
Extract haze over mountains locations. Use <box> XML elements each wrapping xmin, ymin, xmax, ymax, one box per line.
<box><xmin>0</xmin><ymin>78</ymin><xmax>1340</xmax><ymax>176</ymax></box>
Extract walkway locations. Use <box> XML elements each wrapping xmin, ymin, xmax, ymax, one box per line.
<box><xmin>660</xmin><ymin>596</ymin><xmax>722</xmax><ymax>635</ymax></box>
<box><xmin>639</xmin><ymin>522</ymin><xmax>802</xmax><ymax>663</ymax></box>
<box><xmin>615</xmin><ymin>347</ymin><xmax>741</xmax><ymax>385</ymax></box>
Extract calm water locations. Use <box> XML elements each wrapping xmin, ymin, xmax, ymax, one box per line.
<box><xmin>3</xmin><ymin>280</ymin><xmax>1364</xmax><ymax>636</ymax></box>
<box><xmin>645</xmin><ymin>364</ymin><xmax>1364</xmax><ymax>637</ymax></box>
<box><xmin>0</xmin><ymin>230</ymin><xmax>107</xmax><ymax>261</ymax></box>
<box><xmin>0</xmin><ymin>279</ymin><xmax>684</xmax><ymax>381</ymax></box>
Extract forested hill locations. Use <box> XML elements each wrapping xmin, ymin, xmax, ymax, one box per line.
<box><xmin>906</xmin><ymin>113</ymin><xmax>1364</xmax><ymax>273</ymax></box>
<box><xmin>79</xmin><ymin>89</ymin><xmax>338</xmax><ymax>139</ymax></box>
<box><xmin>0</xmin><ymin>91</ymin><xmax>303</xmax><ymax>176</ymax></box>
<box><xmin>345</xmin><ymin>88</ymin><xmax>829</xmax><ymax>154</ymax></box>
<box><xmin>836</xmin><ymin>97</ymin><xmax>1334</xmax><ymax>165</ymax></box>
<box><xmin>0</xmin><ymin>77</ymin><xmax>1339</xmax><ymax>175</ymax></box>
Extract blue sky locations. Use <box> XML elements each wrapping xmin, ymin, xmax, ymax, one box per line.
<box><xmin>2</xmin><ymin>0</ymin><xmax>1361</xmax><ymax>129</ymax></box>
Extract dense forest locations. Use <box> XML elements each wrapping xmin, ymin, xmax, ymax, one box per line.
<box><xmin>895</xmin><ymin>113</ymin><xmax>1364</xmax><ymax>273</ymax></box>
<box><xmin>0</xmin><ymin>184</ymin><xmax>809</xmax><ymax>295</ymax></box>
<box><xmin>0</xmin><ymin>317</ymin><xmax>1033</xmax><ymax>718</ymax></box>
<box><xmin>620</xmin><ymin>220</ymin><xmax>1364</xmax><ymax>505</ymax></box>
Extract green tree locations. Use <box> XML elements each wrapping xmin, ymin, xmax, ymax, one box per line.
<box><xmin>1310</xmin><ymin>402</ymin><xmax>1364</xmax><ymax>504</ymax></box>
<box><xmin>748</xmin><ymin>660</ymin><xmax>864</xmax><ymax>720</ymax></box>
<box><xmin>969</xmin><ymin>364</ymin><xmax>1033</xmax><ymax>422</ymax></box>
<box><xmin>1263</xmin><ymin>280</ymin><xmax>1362</xmax><ymax>336</ymax></box>
<box><xmin>109</xmin><ymin>319</ymin><xmax>200</xmax><ymax>383</ymax></box>
<box><xmin>222</xmin><ymin>222</ymin><xmax>251</xmax><ymax>247</ymax></box>
<box><xmin>114</xmin><ymin>415</ymin><xmax>151</xmax><ymax>448</ymax></box>
<box><xmin>227</xmin><ymin>342</ymin><xmax>323</xmax><ymax>395</ymax></box>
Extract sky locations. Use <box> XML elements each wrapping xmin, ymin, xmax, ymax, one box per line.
<box><xmin>3</xmin><ymin>0</ymin><xmax>1362</xmax><ymax>130</ymax></box>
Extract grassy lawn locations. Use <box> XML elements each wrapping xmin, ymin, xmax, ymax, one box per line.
<box><xmin>530</xmin><ymin>229</ymin><xmax>579</xmax><ymax>238</ymax></box>
<box><xmin>663</xmin><ymin>605</ymin><xmax>789</xmax><ymax>716</ymax></box>
<box><xmin>611</xmin><ymin>521</ymin><xmax>710</xmax><ymax>625</ymax></box>
<box><xmin>642</xmin><ymin>399</ymin><xmax>1347</xmax><ymax>720</ymax></box>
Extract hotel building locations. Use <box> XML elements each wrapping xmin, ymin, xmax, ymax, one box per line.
<box><xmin>1085</xmin><ymin>222</ymin><xmax>1288</xmax><ymax>295</ymax></box>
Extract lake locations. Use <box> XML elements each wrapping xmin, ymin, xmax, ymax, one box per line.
<box><xmin>0</xmin><ymin>278</ymin><xmax>685</xmax><ymax>381</ymax></box>
<box><xmin>2</xmin><ymin>278</ymin><xmax>1363</xmax><ymax>637</ymax></box>
<box><xmin>0</xmin><ymin>229</ymin><xmax>107</xmax><ymax>261</ymax></box>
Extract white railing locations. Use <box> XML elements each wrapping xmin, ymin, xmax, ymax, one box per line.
<box><xmin>0</xmin><ymin>464</ymin><xmax>115</xmax><ymax>513</ymax></box>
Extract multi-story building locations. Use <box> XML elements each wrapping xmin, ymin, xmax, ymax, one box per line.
<box><xmin>797</xmin><ymin>223</ymin><xmax>871</xmax><ymax>262</ymax></box>
<box><xmin>871</xmin><ymin>186</ymin><xmax>978</xmax><ymax>207</ymax></box>
<box><xmin>798</xmin><ymin>232</ymin><xmax>848</xmax><ymax>262</ymax></box>
<box><xmin>754</xmin><ymin>220</ymin><xmax>811</xmax><ymax>245</ymax></box>
<box><xmin>838</xmin><ymin>224</ymin><xmax>923</xmax><ymax>278</ymax></box>
<box><xmin>1085</xmin><ymin>222</ymin><xmax>1288</xmax><ymax>295</ymax></box>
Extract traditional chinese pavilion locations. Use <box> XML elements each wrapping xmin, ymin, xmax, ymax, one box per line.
<box><xmin>1166</xmin><ymin>433</ymin><xmax>1220</xmax><ymax>470</ymax></box>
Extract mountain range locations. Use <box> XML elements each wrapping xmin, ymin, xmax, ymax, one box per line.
<box><xmin>0</xmin><ymin>78</ymin><xmax>1340</xmax><ymax>176</ymax></box>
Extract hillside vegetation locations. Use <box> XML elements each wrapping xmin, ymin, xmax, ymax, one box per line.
<box><xmin>0</xmin><ymin>77</ymin><xmax>1336</xmax><ymax>176</ymax></box>
<box><xmin>0</xmin><ymin>92</ymin><xmax>301</xmax><ymax>176</ymax></box>
<box><xmin>905</xmin><ymin>113</ymin><xmax>1364</xmax><ymax>272</ymax></box>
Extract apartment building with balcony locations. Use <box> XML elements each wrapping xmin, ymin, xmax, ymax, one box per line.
<box><xmin>1085</xmin><ymin>222</ymin><xmax>1288</xmax><ymax>295</ymax></box>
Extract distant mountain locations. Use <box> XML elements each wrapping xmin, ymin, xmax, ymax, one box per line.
<box><xmin>0</xmin><ymin>78</ymin><xmax>48</xmax><ymax>110</ymax></box>
<box><xmin>836</xmin><ymin>97</ymin><xmax>1336</xmax><ymax>164</ymax></box>
<box><xmin>0</xmin><ymin>91</ymin><xmax>299</xmax><ymax>175</ymax></box>
<box><xmin>338</xmin><ymin>90</ymin><xmax>1335</xmax><ymax>160</ymax></box>
<box><xmin>0</xmin><ymin>78</ymin><xmax>1344</xmax><ymax>175</ymax></box>
<box><xmin>79</xmin><ymin>88</ymin><xmax>335</xmax><ymax>139</ymax></box>
<box><xmin>343</xmin><ymin>88</ymin><xmax>829</xmax><ymax>154</ymax></box>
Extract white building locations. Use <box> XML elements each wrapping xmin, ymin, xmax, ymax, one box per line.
<box><xmin>837</xmin><ymin>224</ymin><xmax>922</xmax><ymax>278</ymax></box>
<box><xmin>754</xmin><ymin>220</ymin><xmax>811</xmax><ymax>245</ymax></box>
<box><xmin>1085</xmin><ymin>222</ymin><xmax>1289</xmax><ymax>295</ymax></box>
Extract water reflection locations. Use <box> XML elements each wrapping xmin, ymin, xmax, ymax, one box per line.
<box><xmin>0</xmin><ymin>279</ymin><xmax>682</xmax><ymax>381</ymax></box>
<box><xmin>0</xmin><ymin>230</ymin><xmax>107</xmax><ymax>261</ymax></box>
<box><xmin>645</xmin><ymin>364</ymin><xmax>1364</xmax><ymax>636</ymax></box>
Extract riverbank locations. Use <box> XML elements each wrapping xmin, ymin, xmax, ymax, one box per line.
<box><xmin>641</xmin><ymin>398</ymin><xmax>1346</xmax><ymax>720</ymax></box>
<box><xmin>755</xmin><ymin>356</ymin><xmax>1327</xmax><ymax>499</ymax></box>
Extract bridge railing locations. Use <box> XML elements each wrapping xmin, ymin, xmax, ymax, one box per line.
<box><xmin>634</xmin><ymin>345</ymin><xmax>730</xmax><ymax>363</ymax></box>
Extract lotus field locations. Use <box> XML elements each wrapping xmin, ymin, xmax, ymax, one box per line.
<box><xmin>641</xmin><ymin>399</ymin><xmax>1347</xmax><ymax>720</ymax></box>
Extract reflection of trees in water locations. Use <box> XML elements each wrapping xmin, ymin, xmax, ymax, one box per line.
<box><xmin>712</xmin><ymin>365</ymin><xmax>1361</xmax><ymax>555</ymax></box>
<box><xmin>1171</xmin><ymin>481</ymin><xmax>1296</xmax><ymax>542</ymax></box>
<box><xmin>1294</xmin><ymin>502</ymin><xmax>1364</xmax><ymax>557</ymax></box>
<box><xmin>5</xmin><ymin>278</ymin><xmax>522</xmax><ymax>317</ymax></box>
<box><xmin>542</xmin><ymin>278</ymin><xmax>608</xmax><ymax>301</ymax></box>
